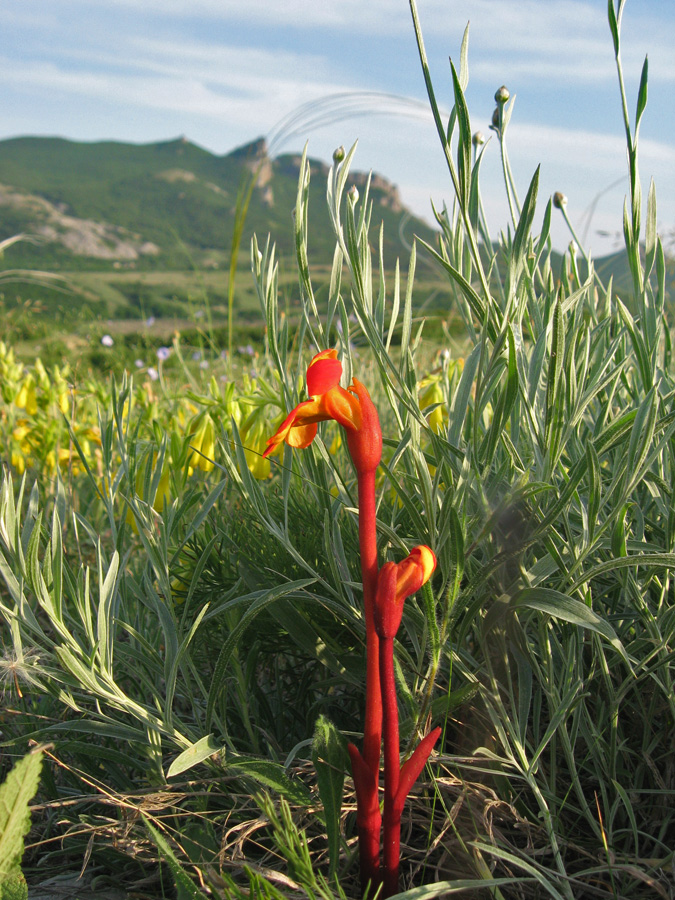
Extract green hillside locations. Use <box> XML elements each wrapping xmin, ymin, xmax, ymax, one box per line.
<box><xmin>0</xmin><ymin>135</ymin><xmax>435</xmax><ymax>271</ymax></box>
<box><xmin>1</xmin><ymin>134</ymin><xmax>672</xmax><ymax>377</ymax></box>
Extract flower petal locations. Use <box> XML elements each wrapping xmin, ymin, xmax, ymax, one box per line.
<box><xmin>345</xmin><ymin>378</ymin><xmax>382</xmax><ymax>474</ymax></box>
<box><xmin>395</xmin><ymin>726</ymin><xmax>441</xmax><ymax>814</ymax></box>
<box><xmin>306</xmin><ymin>349</ymin><xmax>342</xmax><ymax>397</ymax></box>
<box><xmin>323</xmin><ymin>385</ymin><xmax>361</xmax><ymax>431</ymax></box>
<box><xmin>286</xmin><ymin>421</ymin><xmax>318</xmax><ymax>448</ymax></box>
<box><xmin>394</xmin><ymin>545</ymin><xmax>436</xmax><ymax>603</ymax></box>
<box><xmin>262</xmin><ymin>399</ymin><xmax>327</xmax><ymax>458</ymax></box>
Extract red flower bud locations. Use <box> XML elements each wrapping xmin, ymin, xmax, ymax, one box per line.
<box><xmin>373</xmin><ymin>546</ymin><xmax>436</xmax><ymax>639</ymax></box>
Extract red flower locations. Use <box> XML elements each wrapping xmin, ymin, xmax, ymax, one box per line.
<box><xmin>263</xmin><ymin>349</ymin><xmax>382</xmax><ymax>474</ymax></box>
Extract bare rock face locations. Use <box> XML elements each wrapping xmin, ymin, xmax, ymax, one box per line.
<box><xmin>372</xmin><ymin>175</ymin><xmax>403</xmax><ymax>212</ymax></box>
<box><xmin>156</xmin><ymin>168</ymin><xmax>197</xmax><ymax>184</ymax></box>
<box><xmin>254</xmin><ymin>156</ymin><xmax>273</xmax><ymax>188</ymax></box>
<box><xmin>351</xmin><ymin>172</ymin><xmax>403</xmax><ymax>212</ymax></box>
<box><xmin>0</xmin><ymin>182</ymin><xmax>160</xmax><ymax>260</ymax></box>
<box><xmin>228</xmin><ymin>137</ymin><xmax>274</xmax><ymax>195</ymax></box>
<box><xmin>278</xmin><ymin>154</ymin><xmax>330</xmax><ymax>180</ymax></box>
<box><xmin>261</xmin><ymin>185</ymin><xmax>274</xmax><ymax>207</ymax></box>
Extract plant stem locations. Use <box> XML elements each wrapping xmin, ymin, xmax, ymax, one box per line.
<box><xmin>346</xmin><ymin>741</ymin><xmax>382</xmax><ymax>894</ymax></box>
<box><xmin>357</xmin><ymin>468</ymin><xmax>381</xmax><ymax>776</ymax></box>
<box><xmin>348</xmin><ymin>467</ymin><xmax>383</xmax><ymax>893</ymax></box>
<box><xmin>380</xmin><ymin>634</ymin><xmax>401</xmax><ymax>898</ymax></box>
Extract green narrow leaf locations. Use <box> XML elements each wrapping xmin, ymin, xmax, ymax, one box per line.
<box><xmin>311</xmin><ymin>716</ymin><xmax>347</xmax><ymax>879</ymax></box>
<box><xmin>528</xmin><ymin>681</ymin><xmax>583</xmax><ymax>775</ymax></box>
<box><xmin>0</xmin><ymin>749</ymin><xmax>43</xmax><ymax>881</ymax></box>
<box><xmin>450</xmin><ymin>60</ymin><xmax>471</xmax><ymax>209</ymax></box>
<box><xmin>398</xmin><ymin>245</ymin><xmax>415</xmax><ymax>378</ymax></box>
<box><xmin>458</xmin><ymin>22</ymin><xmax>470</xmax><ymax>90</ymax></box>
<box><xmin>622</xmin><ymin>195</ymin><xmax>632</xmax><ymax>250</ymax></box>
<box><xmin>585</xmin><ymin>442</ymin><xmax>601</xmax><ymax>542</ymax></box>
<box><xmin>97</xmin><ymin>548</ymin><xmax>119</xmax><ymax>674</ymax></box>
<box><xmin>144</xmin><ymin>819</ymin><xmax>210</xmax><ymax>900</ymax></box>
<box><xmin>634</xmin><ymin>55</ymin><xmax>648</xmax><ymax>140</ymax></box>
<box><xmin>448</xmin><ymin>343</ymin><xmax>481</xmax><ymax>449</ymax></box>
<box><xmin>607</xmin><ymin>0</ymin><xmax>620</xmax><ymax>56</ymax></box>
<box><xmin>625</xmin><ymin>387</ymin><xmax>656</xmax><ymax>489</ymax></box>
<box><xmin>381</xmin><ymin>877</ymin><xmax>534</xmax><ymax>900</ymax></box>
<box><xmin>225</xmin><ymin>757</ymin><xmax>312</xmax><ymax>807</ymax></box>
<box><xmin>512</xmin><ymin>166</ymin><xmax>540</xmax><ymax>265</ymax></box>
<box><xmin>25</xmin><ymin>509</ymin><xmax>43</xmax><ymax>601</ymax></box>
<box><xmin>448</xmin><ymin>506</ymin><xmax>465</xmax><ymax>604</ymax></box>
<box><xmin>427</xmin><ymin>683</ymin><xmax>479</xmax><ymax>721</ymax></box>
<box><xmin>269</xmin><ymin>599</ymin><xmax>351</xmax><ymax>683</ymax></box>
<box><xmin>205</xmin><ymin>578</ymin><xmax>316</xmax><ymax>729</ymax></box>
<box><xmin>167</xmin><ymin>734</ymin><xmax>223</xmax><ymax>779</ymax></box>
<box><xmin>483</xmin><ymin>326</ymin><xmax>519</xmax><ymax>463</ymax></box>
<box><xmin>544</xmin><ymin>299</ymin><xmax>565</xmax><ymax>450</ymax></box>
<box><xmin>468</xmin><ymin>141</ymin><xmax>488</xmax><ymax>230</ymax></box>
<box><xmin>49</xmin><ymin>507</ymin><xmax>63</xmax><ymax>623</ymax></box>
<box><xmin>645</xmin><ymin>178</ymin><xmax>657</xmax><ymax>277</ymax></box>
<box><xmin>471</xmin><ymin>840</ymin><xmax>568</xmax><ymax>900</ymax></box>
<box><xmin>611</xmin><ymin>504</ymin><xmax>629</xmax><ymax>558</ymax></box>
<box><xmin>535</xmin><ymin>198</ymin><xmax>552</xmax><ymax>262</ymax></box>
<box><xmin>528</xmin><ymin>326</ymin><xmax>548</xmax><ymax>409</ymax></box>
<box><xmin>21</xmin><ymin>482</ymin><xmax>40</xmax><ymax>559</ymax></box>
<box><xmin>419</xmin><ymin>236</ymin><xmax>487</xmax><ymax>328</ymax></box>
<box><xmin>507</xmin><ymin>587</ymin><xmax>627</xmax><ymax>661</ymax></box>
<box><xmin>611</xmin><ymin>779</ymin><xmax>640</xmax><ymax>854</ymax></box>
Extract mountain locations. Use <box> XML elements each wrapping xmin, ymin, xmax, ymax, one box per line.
<box><xmin>0</xmin><ymin>135</ymin><xmax>436</xmax><ymax>272</ymax></box>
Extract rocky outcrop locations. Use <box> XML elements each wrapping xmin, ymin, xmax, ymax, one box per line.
<box><xmin>0</xmin><ymin>182</ymin><xmax>159</xmax><ymax>260</ymax></box>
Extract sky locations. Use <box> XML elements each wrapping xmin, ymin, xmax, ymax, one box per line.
<box><xmin>2</xmin><ymin>0</ymin><xmax>675</xmax><ymax>257</ymax></box>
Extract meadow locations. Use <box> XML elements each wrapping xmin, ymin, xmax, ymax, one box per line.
<box><xmin>1</xmin><ymin>2</ymin><xmax>674</xmax><ymax>898</ymax></box>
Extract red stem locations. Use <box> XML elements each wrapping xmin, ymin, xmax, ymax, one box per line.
<box><xmin>347</xmin><ymin>742</ymin><xmax>381</xmax><ymax>890</ymax></box>
<box><xmin>357</xmin><ymin>469</ymin><xmax>381</xmax><ymax>778</ymax></box>
<box><xmin>352</xmin><ymin>468</ymin><xmax>383</xmax><ymax>893</ymax></box>
<box><xmin>380</xmin><ymin>635</ymin><xmax>401</xmax><ymax>898</ymax></box>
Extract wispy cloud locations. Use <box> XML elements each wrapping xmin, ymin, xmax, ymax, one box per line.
<box><xmin>0</xmin><ymin>42</ymin><xmax>355</xmax><ymax>136</ymax></box>
<box><xmin>0</xmin><ymin>0</ymin><xmax>617</xmax><ymax>38</ymax></box>
<box><xmin>506</xmin><ymin>122</ymin><xmax>675</xmax><ymax>171</ymax></box>
<box><xmin>32</xmin><ymin>0</ymin><xmax>673</xmax><ymax>75</ymax></box>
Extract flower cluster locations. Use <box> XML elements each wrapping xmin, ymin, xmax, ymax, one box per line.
<box><xmin>0</xmin><ymin>344</ymin><xmax>271</xmax><ymax>507</ymax></box>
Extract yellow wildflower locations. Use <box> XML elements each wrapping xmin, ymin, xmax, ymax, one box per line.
<box><xmin>240</xmin><ymin>418</ymin><xmax>271</xmax><ymax>480</ymax></box>
<box><xmin>15</xmin><ymin>378</ymin><xmax>38</xmax><ymax>416</ymax></box>
<box><xmin>418</xmin><ymin>375</ymin><xmax>446</xmax><ymax>434</ymax></box>
<box><xmin>126</xmin><ymin>456</ymin><xmax>171</xmax><ymax>531</ymax></box>
<box><xmin>11</xmin><ymin>450</ymin><xmax>26</xmax><ymax>475</ymax></box>
<box><xmin>188</xmin><ymin>412</ymin><xmax>215</xmax><ymax>472</ymax></box>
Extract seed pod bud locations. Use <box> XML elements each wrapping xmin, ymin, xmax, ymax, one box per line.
<box><xmin>491</xmin><ymin>107</ymin><xmax>500</xmax><ymax>129</ymax></box>
<box><xmin>348</xmin><ymin>184</ymin><xmax>359</xmax><ymax>204</ymax></box>
<box><xmin>472</xmin><ymin>131</ymin><xmax>485</xmax><ymax>147</ymax></box>
<box><xmin>495</xmin><ymin>85</ymin><xmax>510</xmax><ymax>104</ymax></box>
<box><xmin>553</xmin><ymin>191</ymin><xmax>568</xmax><ymax>209</ymax></box>
<box><xmin>333</xmin><ymin>145</ymin><xmax>345</xmax><ymax>163</ymax></box>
